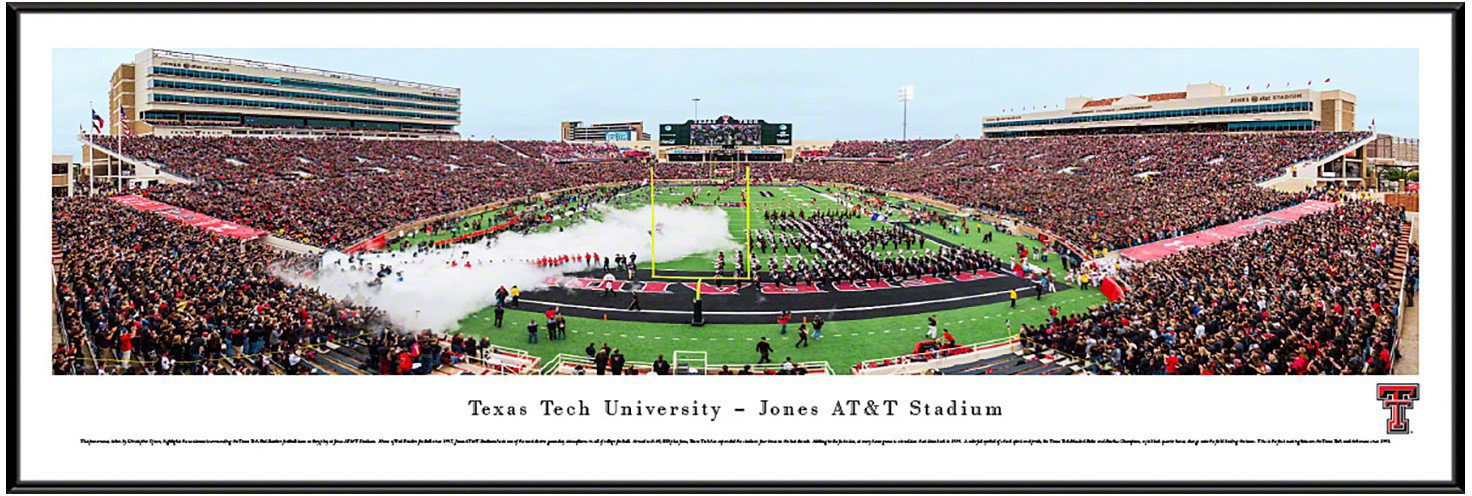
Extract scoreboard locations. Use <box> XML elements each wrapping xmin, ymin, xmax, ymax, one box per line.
<box><xmin>659</xmin><ymin>115</ymin><xmax>792</xmax><ymax>146</ymax></box>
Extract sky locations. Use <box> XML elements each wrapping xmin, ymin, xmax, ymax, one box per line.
<box><xmin>52</xmin><ymin>48</ymin><xmax>1418</xmax><ymax>154</ymax></box>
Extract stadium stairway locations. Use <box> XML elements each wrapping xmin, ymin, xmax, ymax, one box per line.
<box><xmin>304</xmin><ymin>341</ymin><xmax>374</xmax><ymax>375</ymax></box>
<box><xmin>938</xmin><ymin>352</ymin><xmax>1081</xmax><ymax>376</ymax></box>
<box><xmin>289</xmin><ymin>334</ymin><xmax>512</xmax><ymax>376</ymax></box>
<box><xmin>493</xmin><ymin>140</ymin><xmax>533</xmax><ymax>161</ymax></box>
<box><xmin>937</xmin><ymin>354</ymin><xmax>1014</xmax><ymax>375</ymax></box>
<box><xmin>52</xmin><ymin>259</ymin><xmax>99</xmax><ymax>375</ymax></box>
<box><xmin>926</xmin><ymin>136</ymin><xmax>962</xmax><ymax>157</ymax></box>
<box><xmin>1019</xmin><ymin>360</ymin><xmax>1076</xmax><ymax>375</ymax></box>
<box><xmin>1389</xmin><ymin>222</ymin><xmax>1414</xmax><ymax>293</ymax></box>
<box><xmin>50</xmin><ymin>286</ymin><xmax>88</xmax><ymax>374</ymax></box>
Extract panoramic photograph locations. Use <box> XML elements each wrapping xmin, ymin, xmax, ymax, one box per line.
<box><xmin>50</xmin><ymin>47</ymin><xmax>1421</xmax><ymax>377</ymax></box>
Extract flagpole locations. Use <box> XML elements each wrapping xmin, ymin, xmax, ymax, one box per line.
<box><xmin>89</xmin><ymin>102</ymin><xmax>98</xmax><ymax>195</ymax></box>
<box><xmin>116</xmin><ymin>118</ymin><xmax>122</xmax><ymax>192</ymax></box>
<box><xmin>89</xmin><ymin>142</ymin><xmax>96</xmax><ymax>195</ymax></box>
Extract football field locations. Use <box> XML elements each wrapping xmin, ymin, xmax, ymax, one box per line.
<box><xmin>449</xmin><ymin>183</ymin><xmax>1107</xmax><ymax>373</ymax></box>
<box><xmin>629</xmin><ymin>183</ymin><xmax>897</xmax><ymax>272</ymax></box>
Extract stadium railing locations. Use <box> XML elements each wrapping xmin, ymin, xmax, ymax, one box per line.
<box><xmin>78</xmin><ymin>135</ymin><xmax>195</xmax><ymax>185</ymax></box>
<box><xmin>539</xmin><ymin>353</ymin><xmax>832</xmax><ymax>375</ymax></box>
<box><xmin>1015</xmin><ymin>335</ymin><xmax>1124</xmax><ymax>375</ymax></box>
<box><xmin>54</xmin><ymin>261</ymin><xmax>116</xmax><ymax>374</ymax></box>
<box><xmin>855</xmin><ymin>334</ymin><xmax>1122</xmax><ymax>376</ymax></box>
<box><xmin>477</xmin><ymin>345</ymin><xmax>541</xmax><ymax>375</ymax></box>
<box><xmin>1256</xmin><ymin>132</ymin><xmax>1379</xmax><ymax>189</ymax></box>
<box><xmin>852</xmin><ymin>335</ymin><xmax>1018</xmax><ymax>375</ymax></box>
<box><xmin>1387</xmin><ymin>217</ymin><xmax>1416</xmax><ymax>375</ymax></box>
<box><xmin>539</xmin><ymin>354</ymin><xmax>650</xmax><ymax>375</ymax></box>
<box><xmin>51</xmin><ymin>264</ymin><xmax>89</xmax><ymax>375</ymax></box>
<box><xmin>436</xmin><ymin>344</ymin><xmax>541</xmax><ymax>375</ymax></box>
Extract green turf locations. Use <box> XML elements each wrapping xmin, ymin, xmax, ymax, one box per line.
<box><xmin>628</xmin><ymin>184</ymin><xmax>907</xmax><ymax>272</ymax></box>
<box><xmin>434</xmin><ymin>182</ymin><xmax>1106</xmax><ymax>374</ymax></box>
<box><xmin>455</xmin><ymin>286</ymin><xmax>1105</xmax><ymax>374</ymax></box>
<box><xmin>905</xmin><ymin>222</ymin><xmax>1070</xmax><ymax>276</ymax></box>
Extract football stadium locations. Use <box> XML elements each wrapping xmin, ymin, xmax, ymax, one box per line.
<box><xmin>51</xmin><ymin>49</ymin><xmax>1421</xmax><ymax>376</ymax></box>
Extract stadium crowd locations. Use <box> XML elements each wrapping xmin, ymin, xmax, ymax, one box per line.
<box><xmin>775</xmin><ymin>132</ymin><xmax>1371</xmax><ymax>253</ymax></box>
<box><xmin>82</xmin><ymin>135</ymin><xmax>543</xmax><ymax>182</ymax></box>
<box><xmin>141</xmin><ymin>162</ymin><xmax>658</xmax><ymax>248</ymax></box>
<box><xmin>826</xmin><ymin>139</ymin><xmax>950</xmax><ymax>160</ymax></box>
<box><xmin>87</xmin><ymin>132</ymin><xmax>1368</xmax><ymax>255</ymax></box>
<box><xmin>54</xmin><ymin>130</ymin><xmax>1402</xmax><ymax>376</ymax></box>
<box><xmin>501</xmin><ymin>140</ymin><xmax>626</xmax><ymax>162</ymax></box>
<box><xmin>52</xmin><ymin>196</ymin><xmax>385</xmax><ymax>375</ymax></box>
<box><xmin>1020</xmin><ymin>197</ymin><xmax>1407</xmax><ymax>375</ymax></box>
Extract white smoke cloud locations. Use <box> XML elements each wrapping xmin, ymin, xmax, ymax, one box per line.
<box><xmin>275</xmin><ymin>204</ymin><xmax>739</xmax><ymax>331</ymax></box>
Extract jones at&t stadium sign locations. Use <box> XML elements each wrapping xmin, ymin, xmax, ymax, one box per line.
<box><xmin>1229</xmin><ymin>91</ymin><xmax>1309</xmax><ymax>104</ymax></box>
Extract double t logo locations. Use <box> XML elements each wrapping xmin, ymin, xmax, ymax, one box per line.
<box><xmin>1376</xmin><ymin>384</ymin><xmax>1419</xmax><ymax>434</ymax></box>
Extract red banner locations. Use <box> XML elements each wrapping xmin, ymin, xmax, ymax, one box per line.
<box><xmin>1118</xmin><ymin>200</ymin><xmax>1337</xmax><ymax>263</ymax></box>
<box><xmin>434</xmin><ymin>216</ymin><xmax>522</xmax><ymax>247</ymax></box>
<box><xmin>109</xmin><ymin>194</ymin><xmax>267</xmax><ymax>240</ymax></box>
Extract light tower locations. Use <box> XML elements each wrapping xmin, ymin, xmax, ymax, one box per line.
<box><xmin>692</xmin><ymin>97</ymin><xmax>701</xmax><ymax>120</ymax></box>
<box><xmin>898</xmin><ymin>85</ymin><xmax>915</xmax><ymax>141</ymax></box>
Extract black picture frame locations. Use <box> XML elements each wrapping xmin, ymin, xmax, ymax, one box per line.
<box><xmin>7</xmin><ymin>2</ymin><xmax>1464</xmax><ymax>493</ymax></box>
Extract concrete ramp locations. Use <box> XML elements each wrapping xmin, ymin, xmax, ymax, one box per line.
<box><xmin>1258</xmin><ymin>133</ymin><xmax>1378</xmax><ymax>190</ymax></box>
<box><xmin>262</xmin><ymin>236</ymin><xmax>325</xmax><ymax>255</ymax></box>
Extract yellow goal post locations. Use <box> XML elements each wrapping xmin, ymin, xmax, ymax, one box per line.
<box><xmin>649</xmin><ymin>165</ymin><xmax>754</xmax><ymax>281</ymax></box>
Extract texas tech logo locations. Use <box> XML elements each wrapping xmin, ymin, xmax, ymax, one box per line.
<box><xmin>1376</xmin><ymin>383</ymin><xmax>1419</xmax><ymax>434</ymax></box>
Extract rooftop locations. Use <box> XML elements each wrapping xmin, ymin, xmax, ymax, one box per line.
<box><xmin>150</xmin><ymin>49</ymin><xmax>460</xmax><ymax>95</ymax></box>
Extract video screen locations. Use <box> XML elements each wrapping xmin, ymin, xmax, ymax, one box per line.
<box><xmin>690</xmin><ymin>123</ymin><xmax>760</xmax><ymax>146</ymax></box>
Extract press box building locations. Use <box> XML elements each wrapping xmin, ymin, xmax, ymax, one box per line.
<box><xmin>981</xmin><ymin>83</ymin><xmax>1355</xmax><ymax>138</ymax></box>
<box><xmin>108</xmin><ymin>49</ymin><xmax>461</xmax><ymax>140</ymax></box>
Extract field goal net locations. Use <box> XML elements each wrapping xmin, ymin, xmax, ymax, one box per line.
<box><xmin>648</xmin><ymin>165</ymin><xmax>754</xmax><ymax>282</ymax></box>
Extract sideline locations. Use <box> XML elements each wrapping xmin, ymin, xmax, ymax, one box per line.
<box><xmin>521</xmin><ymin>285</ymin><xmax>1042</xmax><ymax>317</ymax></box>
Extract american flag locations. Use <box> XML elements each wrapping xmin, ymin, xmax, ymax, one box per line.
<box><xmin>118</xmin><ymin>108</ymin><xmax>134</xmax><ymax>136</ymax></box>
